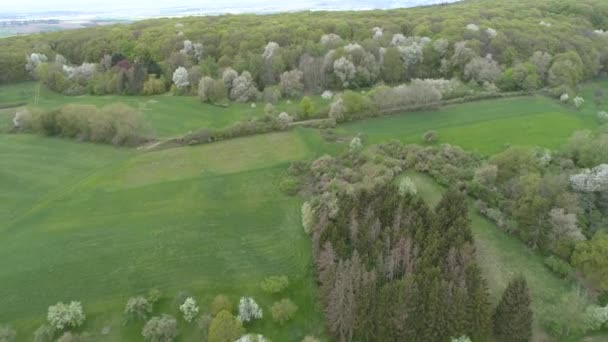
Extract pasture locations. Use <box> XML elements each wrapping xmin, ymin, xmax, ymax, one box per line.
<box><xmin>0</xmin><ymin>130</ymin><xmax>336</xmax><ymax>341</ymax></box>
<box><xmin>339</xmin><ymin>95</ymin><xmax>600</xmax><ymax>155</ymax></box>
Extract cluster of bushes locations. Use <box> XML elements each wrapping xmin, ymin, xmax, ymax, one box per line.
<box><xmin>12</xmin><ymin>103</ymin><xmax>151</xmax><ymax>146</ymax></box>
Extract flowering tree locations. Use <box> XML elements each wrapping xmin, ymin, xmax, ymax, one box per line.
<box><xmin>47</xmin><ymin>301</ymin><xmax>86</xmax><ymax>330</ymax></box>
<box><xmin>237</xmin><ymin>297</ymin><xmax>263</xmax><ymax>322</ymax></box>
<box><xmin>125</xmin><ymin>296</ymin><xmax>152</xmax><ymax>321</ymax></box>
<box><xmin>570</xmin><ymin>164</ymin><xmax>608</xmax><ymax>192</ymax></box>
<box><xmin>277</xmin><ymin>112</ymin><xmax>293</xmax><ymax>129</ymax></box>
<box><xmin>560</xmin><ymin>93</ymin><xmax>570</xmax><ymax>102</ymax></box>
<box><xmin>279</xmin><ymin>69</ymin><xmax>304</xmax><ymax>98</ymax></box>
<box><xmin>180</xmin><ymin>297</ymin><xmax>199</xmax><ymax>322</ymax></box>
<box><xmin>349</xmin><ymin>136</ymin><xmax>363</xmax><ymax>154</ymax></box>
<box><xmin>574</xmin><ymin>96</ymin><xmax>585</xmax><ymax>108</ymax></box>
<box><xmin>172</xmin><ymin>67</ymin><xmax>190</xmax><ymax>89</ymax></box>
<box><xmin>333</xmin><ymin>57</ymin><xmax>356</xmax><ymax>88</ymax></box>
<box><xmin>142</xmin><ymin>315</ymin><xmax>178</xmax><ymax>342</ymax></box>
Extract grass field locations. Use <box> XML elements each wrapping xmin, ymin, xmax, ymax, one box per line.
<box><xmin>0</xmin><ymin>82</ymin><xmax>331</xmax><ymax>138</ymax></box>
<box><xmin>403</xmin><ymin>172</ymin><xmax>605</xmax><ymax>342</ymax></box>
<box><xmin>339</xmin><ymin>95</ymin><xmax>600</xmax><ymax>155</ymax></box>
<box><xmin>0</xmin><ymin>130</ymin><xmax>339</xmax><ymax>341</ymax></box>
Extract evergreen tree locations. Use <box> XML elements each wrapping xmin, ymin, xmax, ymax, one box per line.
<box><xmin>493</xmin><ymin>276</ymin><xmax>533</xmax><ymax>342</ymax></box>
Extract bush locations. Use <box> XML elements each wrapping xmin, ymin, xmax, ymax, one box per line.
<box><xmin>33</xmin><ymin>325</ymin><xmax>54</xmax><ymax>342</ymax></box>
<box><xmin>142</xmin><ymin>315</ymin><xmax>178</xmax><ymax>342</ymax></box>
<box><xmin>147</xmin><ymin>289</ymin><xmax>162</xmax><ymax>304</ymax></box>
<box><xmin>423</xmin><ymin>130</ymin><xmax>438</xmax><ymax>143</ymax></box>
<box><xmin>211</xmin><ymin>295</ymin><xmax>232</xmax><ymax>316</ymax></box>
<box><xmin>300</xmin><ymin>96</ymin><xmax>315</xmax><ymax>118</ymax></box>
<box><xmin>271</xmin><ymin>299</ymin><xmax>298</xmax><ymax>324</ymax></box>
<box><xmin>598</xmin><ymin>111</ymin><xmax>608</xmax><ymax>123</ymax></box>
<box><xmin>302</xmin><ymin>337</ymin><xmax>320</xmax><ymax>342</ymax></box>
<box><xmin>125</xmin><ymin>296</ymin><xmax>153</xmax><ymax>321</ymax></box>
<box><xmin>342</xmin><ymin>90</ymin><xmax>371</xmax><ymax>119</ymax></box>
<box><xmin>47</xmin><ymin>301</ymin><xmax>86</xmax><ymax>330</ymax></box>
<box><xmin>544</xmin><ymin>256</ymin><xmax>574</xmax><ymax>279</ymax></box>
<box><xmin>260</xmin><ymin>275</ymin><xmax>289</xmax><ymax>294</ymax></box>
<box><xmin>279</xmin><ymin>176</ymin><xmax>300</xmax><ymax>195</ymax></box>
<box><xmin>24</xmin><ymin>103</ymin><xmax>150</xmax><ymax>146</ymax></box>
<box><xmin>0</xmin><ymin>326</ymin><xmax>16</xmax><ymax>342</ymax></box>
<box><xmin>301</xmin><ymin>202</ymin><xmax>315</xmax><ymax>234</ymax></box>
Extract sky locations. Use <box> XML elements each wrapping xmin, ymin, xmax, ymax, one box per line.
<box><xmin>1</xmin><ymin>0</ymin><xmax>459</xmax><ymax>13</ymax></box>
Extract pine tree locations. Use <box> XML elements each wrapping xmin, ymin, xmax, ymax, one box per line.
<box><xmin>493</xmin><ymin>276</ymin><xmax>533</xmax><ymax>342</ymax></box>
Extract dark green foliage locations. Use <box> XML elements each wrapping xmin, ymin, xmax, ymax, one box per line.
<box><xmin>543</xmin><ymin>256</ymin><xmax>574</xmax><ymax>279</ymax></box>
<box><xmin>493</xmin><ymin>277</ymin><xmax>533</xmax><ymax>342</ymax></box>
<box><xmin>307</xmin><ymin>152</ymin><xmax>491</xmax><ymax>342</ymax></box>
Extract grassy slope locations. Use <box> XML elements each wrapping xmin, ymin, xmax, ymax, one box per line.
<box><xmin>339</xmin><ymin>95</ymin><xmax>599</xmax><ymax>155</ymax></box>
<box><xmin>0</xmin><ymin>82</ymin><xmax>330</xmax><ymax>138</ymax></box>
<box><xmin>0</xmin><ymin>130</ymin><xmax>338</xmax><ymax>341</ymax></box>
<box><xmin>404</xmin><ymin>172</ymin><xmax>602</xmax><ymax>342</ymax></box>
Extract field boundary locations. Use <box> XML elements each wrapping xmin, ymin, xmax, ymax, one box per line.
<box><xmin>146</xmin><ymin>90</ymin><xmax>531</xmax><ymax>152</ymax></box>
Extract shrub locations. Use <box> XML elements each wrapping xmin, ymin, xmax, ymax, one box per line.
<box><xmin>179</xmin><ymin>297</ymin><xmax>199</xmax><ymax>322</ymax></box>
<box><xmin>56</xmin><ymin>332</ymin><xmax>89</xmax><ymax>342</ymax></box>
<box><xmin>560</xmin><ymin>93</ymin><xmax>570</xmax><ymax>102</ymax></box>
<box><xmin>574</xmin><ymin>96</ymin><xmax>585</xmax><ymax>108</ymax></box>
<box><xmin>300</xmin><ymin>96</ymin><xmax>315</xmax><ymax>118</ymax></box>
<box><xmin>301</xmin><ymin>202</ymin><xmax>315</xmax><ymax>234</ymax></box>
<box><xmin>147</xmin><ymin>289</ymin><xmax>162</xmax><ymax>304</ymax></box>
<box><xmin>237</xmin><ymin>297</ymin><xmax>263</xmax><ymax>322</ymax></box>
<box><xmin>142</xmin><ymin>315</ymin><xmax>178</xmax><ymax>342</ymax></box>
<box><xmin>211</xmin><ymin>295</ymin><xmax>232</xmax><ymax>316</ymax></box>
<box><xmin>0</xmin><ymin>326</ymin><xmax>16</xmax><ymax>342</ymax></box>
<box><xmin>279</xmin><ymin>176</ymin><xmax>299</xmax><ymax>195</ymax></box>
<box><xmin>271</xmin><ymin>299</ymin><xmax>298</xmax><ymax>324</ymax></box>
<box><xmin>143</xmin><ymin>75</ymin><xmax>166</xmax><ymax>95</ymax></box>
<box><xmin>398</xmin><ymin>176</ymin><xmax>417</xmax><ymax>196</ymax></box>
<box><xmin>260</xmin><ymin>275</ymin><xmax>289</xmax><ymax>294</ymax></box>
<box><xmin>208</xmin><ymin>311</ymin><xmax>244</xmax><ymax>342</ymax></box>
<box><xmin>33</xmin><ymin>325</ymin><xmax>54</xmax><ymax>342</ymax></box>
<box><xmin>598</xmin><ymin>111</ymin><xmax>608</xmax><ymax>123</ymax></box>
<box><xmin>124</xmin><ymin>296</ymin><xmax>153</xmax><ymax>321</ymax></box>
<box><xmin>264</xmin><ymin>103</ymin><xmax>275</xmax><ymax>115</ymax></box>
<box><xmin>302</xmin><ymin>337</ymin><xmax>320</xmax><ymax>342</ymax></box>
<box><xmin>276</xmin><ymin>112</ymin><xmax>292</xmax><ymax>129</ymax></box>
<box><xmin>196</xmin><ymin>314</ymin><xmax>212</xmax><ymax>333</ymax></box>
<box><xmin>47</xmin><ymin>301</ymin><xmax>85</xmax><ymax>330</ymax></box>
<box><xmin>423</xmin><ymin>130</ymin><xmax>438</xmax><ymax>143</ymax></box>
<box><xmin>544</xmin><ymin>256</ymin><xmax>574</xmax><ymax>279</ymax></box>
<box><xmin>342</xmin><ymin>90</ymin><xmax>371</xmax><ymax>119</ymax></box>
<box><xmin>329</xmin><ymin>97</ymin><xmax>345</xmax><ymax>121</ymax></box>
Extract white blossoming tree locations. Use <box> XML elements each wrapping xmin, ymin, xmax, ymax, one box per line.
<box><xmin>570</xmin><ymin>164</ymin><xmax>608</xmax><ymax>192</ymax></box>
<box><xmin>47</xmin><ymin>301</ymin><xmax>86</xmax><ymax>330</ymax></box>
<box><xmin>172</xmin><ymin>67</ymin><xmax>190</xmax><ymax>89</ymax></box>
<box><xmin>179</xmin><ymin>297</ymin><xmax>199</xmax><ymax>323</ymax></box>
<box><xmin>333</xmin><ymin>57</ymin><xmax>356</xmax><ymax>88</ymax></box>
<box><xmin>237</xmin><ymin>297</ymin><xmax>263</xmax><ymax>323</ymax></box>
<box><xmin>574</xmin><ymin>96</ymin><xmax>585</xmax><ymax>108</ymax></box>
<box><xmin>349</xmin><ymin>136</ymin><xmax>363</xmax><ymax>154</ymax></box>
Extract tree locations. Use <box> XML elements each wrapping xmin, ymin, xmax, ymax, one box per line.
<box><xmin>423</xmin><ymin>130</ymin><xmax>438</xmax><ymax>143</ymax></box>
<box><xmin>237</xmin><ymin>297</ymin><xmax>263</xmax><ymax>322</ymax></box>
<box><xmin>260</xmin><ymin>275</ymin><xmax>289</xmax><ymax>294</ymax></box>
<box><xmin>279</xmin><ymin>69</ymin><xmax>304</xmax><ymax>98</ymax></box>
<box><xmin>198</xmin><ymin>76</ymin><xmax>216</xmax><ymax>102</ymax></box>
<box><xmin>211</xmin><ymin>295</ymin><xmax>233</xmax><ymax>316</ymax></box>
<box><xmin>271</xmin><ymin>299</ymin><xmax>298</xmax><ymax>324</ymax></box>
<box><xmin>349</xmin><ymin>136</ymin><xmax>362</xmax><ymax>154</ymax></box>
<box><xmin>529</xmin><ymin>51</ymin><xmax>552</xmax><ymax>82</ymax></box>
<box><xmin>548</xmin><ymin>52</ymin><xmax>583</xmax><ymax>89</ymax></box>
<box><xmin>300</xmin><ymin>96</ymin><xmax>315</xmax><ymax>118</ymax></box>
<box><xmin>464</xmin><ymin>55</ymin><xmax>501</xmax><ymax>84</ymax></box>
<box><xmin>573</xmin><ymin>231</ymin><xmax>608</xmax><ymax>291</ymax></box>
<box><xmin>0</xmin><ymin>326</ymin><xmax>16</xmax><ymax>342</ymax></box>
<box><xmin>574</xmin><ymin>96</ymin><xmax>585</xmax><ymax>108</ymax></box>
<box><xmin>172</xmin><ymin>67</ymin><xmax>190</xmax><ymax>89</ymax></box>
<box><xmin>47</xmin><ymin>301</ymin><xmax>86</xmax><ymax>330</ymax></box>
<box><xmin>230</xmin><ymin>71</ymin><xmax>260</xmax><ymax>102</ymax></box>
<box><xmin>142</xmin><ymin>315</ymin><xmax>178</xmax><ymax>342</ymax></box>
<box><xmin>333</xmin><ymin>57</ymin><xmax>356</xmax><ymax>88</ymax></box>
<box><xmin>208</xmin><ymin>310</ymin><xmax>245</xmax><ymax>342</ymax></box>
<box><xmin>493</xmin><ymin>277</ymin><xmax>533</xmax><ymax>342</ymax></box>
<box><xmin>398</xmin><ymin>177</ymin><xmax>417</xmax><ymax>196</ymax></box>
<box><xmin>125</xmin><ymin>296</ymin><xmax>153</xmax><ymax>321</ymax></box>
<box><xmin>381</xmin><ymin>47</ymin><xmax>403</xmax><ymax>83</ymax></box>
<box><xmin>179</xmin><ymin>297</ymin><xmax>199</xmax><ymax>322</ymax></box>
